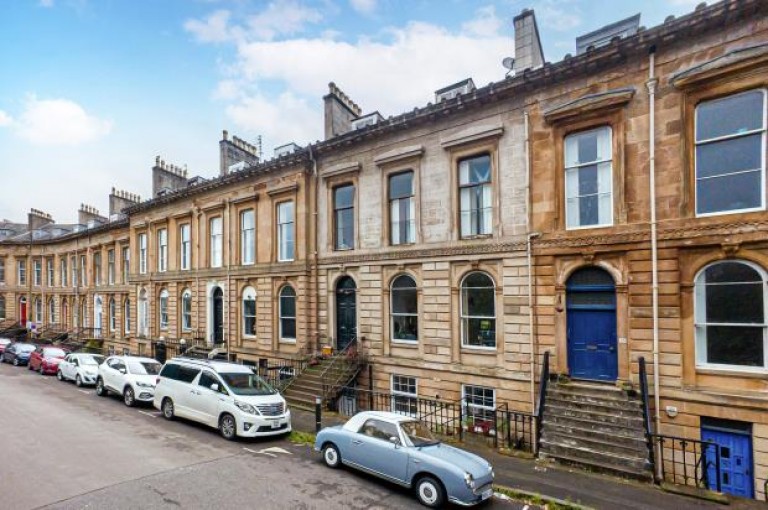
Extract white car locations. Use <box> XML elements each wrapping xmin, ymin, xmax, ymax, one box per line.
<box><xmin>96</xmin><ymin>355</ymin><xmax>162</xmax><ymax>407</ymax></box>
<box><xmin>57</xmin><ymin>353</ymin><xmax>105</xmax><ymax>386</ymax></box>
<box><xmin>154</xmin><ymin>358</ymin><xmax>291</xmax><ymax>440</ymax></box>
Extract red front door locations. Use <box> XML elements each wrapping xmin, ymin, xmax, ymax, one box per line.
<box><xmin>19</xmin><ymin>300</ymin><xmax>27</xmax><ymax>323</ymax></box>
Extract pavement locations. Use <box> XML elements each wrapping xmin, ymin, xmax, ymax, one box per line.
<box><xmin>0</xmin><ymin>361</ymin><xmax>524</xmax><ymax>510</ymax></box>
<box><xmin>294</xmin><ymin>406</ymin><xmax>767</xmax><ymax>510</ymax></box>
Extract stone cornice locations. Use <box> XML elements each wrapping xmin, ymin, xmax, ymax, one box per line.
<box><xmin>440</xmin><ymin>123</ymin><xmax>504</xmax><ymax>149</ymax></box>
<box><xmin>543</xmin><ymin>87</ymin><xmax>635</xmax><ymax>124</ymax></box>
<box><xmin>320</xmin><ymin>161</ymin><xmax>361</xmax><ymax>180</ymax></box>
<box><xmin>373</xmin><ymin>145</ymin><xmax>424</xmax><ymax>166</ymax></box>
<box><xmin>671</xmin><ymin>42</ymin><xmax>768</xmax><ymax>89</ymax></box>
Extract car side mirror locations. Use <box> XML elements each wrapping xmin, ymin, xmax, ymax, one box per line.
<box><xmin>389</xmin><ymin>436</ymin><xmax>401</xmax><ymax>447</ymax></box>
<box><xmin>119</xmin><ymin>368</ymin><xmax>126</xmax><ymax>374</ymax></box>
<box><xmin>210</xmin><ymin>383</ymin><xmax>219</xmax><ymax>392</ymax></box>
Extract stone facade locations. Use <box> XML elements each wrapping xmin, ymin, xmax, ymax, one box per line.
<box><xmin>0</xmin><ymin>0</ymin><xmax>766</xmax><ymax>499</ymax></box>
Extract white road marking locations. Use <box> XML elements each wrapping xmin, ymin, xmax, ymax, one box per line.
<box><xmin>242</xmin><ymin>447</ymin><xmax>280</xmax><ymax>458</ymax></box>
<box><xmin>78</xmin><ymin>390</ymin><xmax>90</xmax><ymax>395</ymax></box>
<box><xmin>259</xmin><ymin>447</ymin><xmax>292</xmax><ymax>455</ymax></box>
<box><xmin>138</xmin><ymin>410</ymin><xmax>158</xmax><ymax>418</ymax></box>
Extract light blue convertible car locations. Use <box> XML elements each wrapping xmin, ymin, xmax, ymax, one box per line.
<box><xmin>315</xmin><ymin>411</ymin><xmax>494</xmax><ymax>508</ymax></box>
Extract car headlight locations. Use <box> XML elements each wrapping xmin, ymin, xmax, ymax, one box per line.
<box><xmin>464</xmin><ymin>472</ymin><xmax>476</xmax><ymax>489</ymax></box>
<box><xmin>135</xmin><ymin>381</ymin><xmax>154</xmax><ymax>388</ymax></box>
<box><xmin>234</xmin><ymin>401</ymin><xmax>258</xmax><ymax>415</ymax></box>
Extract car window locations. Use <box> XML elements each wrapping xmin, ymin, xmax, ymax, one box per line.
<box><xmin>198</xmin><ymin>371</ymin><xmax>220</xmax><ymax>390</ymax></box>
<box><xmin>358</xmin><ymin>419</ymin><xmax>400</xmax><ymax>442</ymax></box>
<box><xmin>43</xmin><ymin>348</ymin><xmax>66</xmax><ymax>358</ymax></box>
<box><xmin>106</xmin><ymin>358</ymin><xmax>120</xmax><ymax>368</ymax></box>
<box><xmin>160</xmin><ymin>363</ymin><xmax>180</xmax><ymax>380</ymax></box>
<box><xmin>127</xmin><ymin>361</ymin><xmax>161</xmax><ymax>375</ymax></box>
<box><xmin>177</xmin><ymin>365</ymin><xmax>201</xmax><ymax>383</ymax></box>
<box><xmin>73</xmin><ymin>359</ymin><xmax>79</xmax><ymax>366</ymax></box>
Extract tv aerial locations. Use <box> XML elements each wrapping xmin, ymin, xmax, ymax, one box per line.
<box><xmin>502</xmin><ymin>57</ymin><xmax>516</xmax><ymax>77</ymax></box>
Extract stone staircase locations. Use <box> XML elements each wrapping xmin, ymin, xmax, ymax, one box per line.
<box><xmin>539</xmin><ymin>381</ymin><xmax>652</xmax><ymax>480</ymax></box>
<box><xmin>283</xmin><ymin>357</ymin><xmax>362</xmax><ymax>410</ymax></box>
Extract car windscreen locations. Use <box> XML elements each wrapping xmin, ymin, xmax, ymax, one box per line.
<box><xmin>401</xmin><ymin>420</ymin><xmax>439</xmax><ymax>447</ymax></box>
<box><xmin>18</xmin><ymin>344</ymin><xmax>35</xmax><ymax>352</ymax></box>
<box><xmin>219</xmin><ymin>372</ymin><xmax>276</xmax><ymax>396</ymax></box>
<box><xmin>127</xmin><ymin>361</ymin><xmax>162</xmax><ymax>375</ymax></box>
<box><xmin>0</xmin><ymin>339</ymin><xmax>11</xmax><ymax>345</ymax></box>
<box><xmin>43</xmin><ymin>348</ymin><xmax>66</xmax><ymax>358</ymax></box>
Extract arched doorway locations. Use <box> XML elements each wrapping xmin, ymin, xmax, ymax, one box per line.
<box><xmin>335</xmin><ymin>276</ymin><xmax>357</xmax><ymax>351</ymax></box>
<box><xmin>566</xmin><ymin>266</ymin><xmax>618</xmax><ymax>382</ymax></box>
<box><xmin>212</xmin><ymin>287</ymin><xmax>224</xmax><ymax>345</ymax></box>
<box><xmin>18</xmin><ymin>297</ymin><xmax>27</xmax><ymax>324</ymax></box>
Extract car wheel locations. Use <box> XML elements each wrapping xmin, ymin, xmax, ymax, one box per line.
<box><xmin>415</xmin><ymin>476</ymin><xmax>445</xmax><ymax>509</ymax></box>
<box><xmin>219</xmin><ymin>414</ymin><xmax>237</xmax><ymax>441</ymax></box>
<box><xmin>95</xmin><ymin>378</ymin><xmax>107</xmax><ymax>397</ymax></box>
<box><xmin>75</xmin><ymin>375</ymin><xmax>83</xmax><ymax>387</ymax></box>
<box><xmin>123</xmin><ymin>387</ymin><xmax>135</xmax><ymax>407</ymax></box>
<box><xmin>57</xmin><ymin>370</ymin><xmax>64</xmax><ymax>381</ymax></box>
<box><xmin>322</xmin><ymin>443</ymin><xmax>341</xmax><ymax>469</ymax></box>
<box><xmin>13</xmin><ymin>358</ymin><xmax>19</xmax><ymax>366</ymax></box>
<box><xmin>162</xmin><ymin>398</ymin><xmax>175</xmax><ymax>420</ymax></box>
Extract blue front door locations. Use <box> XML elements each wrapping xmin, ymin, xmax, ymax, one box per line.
<box><xmin>702</xmin><ymin>426</ymin><xmax>753</xmax><ymax>498</ymax></box>
<box><xmin>566</xmin><ymin>267</ymin><xmax>618</xmax><ymax>382</ymax></box>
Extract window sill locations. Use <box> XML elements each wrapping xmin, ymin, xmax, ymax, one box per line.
<box><xmin>277</xmin><ymin>259</ymin><xmax>295</xmax><ymax>263</ymax></box>
<box><xmin>279</xmin><ymin>338</ymin><xmax>297</xmax><ymax>344</ymax></box>
<box><xmin>461</xmin><ymin>345</ymin><xmax>497</xmax><ymax>354</ymax></box>
<box><xmin>695</xmin><ymin>365</ymin><xmax>768</xmax><ymax>378</ymax></box>
<box><xmin>695</xmin><ymin>206</ymin><xmax>765</xmax><ymax>219</ymax></box>
<box><xmin>460</xmin><ymin>234</ymin><xmax>493</xmax><ymax>241</ymax></box>
<box><xmin>391</xmin><ymin>340</ymin><xmax>419</xmax><ymax>347</ymax></box>
<box><xmin>565</xmin><ymin>223</ymin><xmax>613</xmax><ymax>231</ymax></box>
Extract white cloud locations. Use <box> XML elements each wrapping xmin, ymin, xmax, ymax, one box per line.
<box><xmin>538</xmin><ymin>0</ymin><xmax>582</xmax><ymax>32</ymax></box>
<box><xmin>15</xmin><ymin>96</ymin><xmax>112</xmax><ymax>146</ymax></box>
<box><xmin>184</xmin><ymin>10</ymin><xmax>238</xmax><ymax>44</ymax></box>
<box><xmin>39</xmin><ymin>0</ymin><xmax>54</xmax><ymax>7</ymax></box>
<box><xmin>350</xmin><ymin>0</ymin><xmax>377</xmax><ymax>15</ymax></box>
<box><xmin>225</xmin><ymin>91</ymin><xmax>319</xmax><ymax>146</ymax></box>
<box><xmin>0</xmin><ymin>111</ymin><xmax>12</xmax><ymax>127</ymax></box>
<box><xmin>461</xmin><ymin>5</ymin><xmax>502</xmax><ymax>37</ymax></box>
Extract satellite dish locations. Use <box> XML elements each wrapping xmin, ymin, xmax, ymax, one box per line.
<box><xmin>502</xmin><ymin>57</ymin><xmax>515</xmax><ymax>70</ymax></box>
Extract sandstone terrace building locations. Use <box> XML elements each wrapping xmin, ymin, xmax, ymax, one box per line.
<box><xmin>0</xmin><ymin>0</ymin><xmax>767</xmax><ymax>500</ymax></box>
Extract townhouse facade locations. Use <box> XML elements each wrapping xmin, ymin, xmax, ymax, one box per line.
<box><xmin>0</xmin><ymin>0</ymin><xmax>766</xmax><ymax>500</ymax></box>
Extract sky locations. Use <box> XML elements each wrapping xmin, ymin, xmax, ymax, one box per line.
<box><xmin>0</xmin><ymin>0</ymin><xmax>702</xmax><ymax>223</ymax></box>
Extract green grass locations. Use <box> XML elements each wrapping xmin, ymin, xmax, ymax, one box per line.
<box><xmin>288</xmin><ymin>430</ymin><xmax>316</xmax><ymax>446</ymax></box>
<box><xmin>493</xmin><ymin>486</ymin><xmax>591</xmax><ymax>510</ymax></box>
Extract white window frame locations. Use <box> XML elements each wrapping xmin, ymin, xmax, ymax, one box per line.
<box><xmin>93</xmin><ymin>252</ymin><xmax>101</xmax><ymax>286</ymax></box>
<box><xmin>242</xmin><ymin>286</ymin><xmax>256</xmax><ymax>337</ymax></box>
<box><xmin>181</xmin><ymin>289</ymin><xmax>192</xmax><ymax>332</ymax></box>
<box><xmin>80</xmin><ymin>255</ymin><xmax>87</xmax><ymax>286</ymax></box>
<box><xmin>694</xmin><ymin>89</ymin><xmax>767</xmax><ymax>217</ymax></box>
<box><xmin>277</xmin><ymin>201</ymin><xmax>295</xmax><ymax>262</ymax></box>
<box><xmin>389</xmin><ymin>171</ymin><xmax>416</xmax><ymax>246</ymax></box>
<box><xmin>0</xmin><ymin>296</ymin><xmax>5</xmax><ymax>320</ymax></box>
<box><xmin>0</xmin><ymin>259</ymin><xmax>5</xmax><ymax>285</ymax></box>
<box><xmin>34</xmin><ymin>297</ymin><xmax>42</xmax><ymax>324</ymax></box>
<box><xmin>109</xmin><ymin>298</ymin><xmax>116</xmax><ymax>333</ymax></box>
<box><xmin>60</xmin><ymin>258</ymin><xmax>67</xmax><ymax>287</ymax></box>
<box><xmin>180</xmin><ymin>224</ymin><xmax>191</xmax><ymax>271</ymax></box>
<box><xmin>240</xmin><ymin>209</ymin><xmax>255</xmax><ymax>265</ymax></box>
<box><xmin>48</xmin><ymin>298</ymin><xmax>55</xmax><ymax>324</ymax></box>
<box><xmin>460</xmin><ymin>272</ymin><xmax>497</xmax><ymax>350</ymax></box>
<box><xmin>107</xmin><ymin>249</ymin><xmax>115</xmax><ymax>285</ymax></box>
<box><xmin>391</xmin><ymin>374</ymin><xmax>418</xmax><ymax>417</ymax></box>
<box><xmin>279</xmin><ymin>285</ymin><xmax>297</xmax><ymax>343</ymax></box>
<box><xmin>124</xmin><ymin>298</ymin><xmax>131</xmax><ymax>334</ymax></box>
<box><xmin>158</xmin><ymin>228</ymin><xmax>168</xmax><ymax>273</ymax></box>
<box><xmin>71</xmin><ymin>256</ymin><xmax>77</xmax><ymax>288</ymax></box>
<box><xmin>138</xmin><ymin>289</ymin><xmax>148</xmax><ymax>337</ymax></box>
<box><xmin>390</xmin><ymin>274</ymin><xmax>418</xmax><ymax>344</ymax></box>
<box><xmin>694</xmin><ymin>260</ymin><xmax>768</xmax><ymax>373</ymax></box>
<box><xmin>17</xmin><ymin>260</ymin><xmax>26</xmax><ymax>286</ymax></box>
<box><xmin>159</xmin><ymin>289</ymin><xmax>169</xmax><ymax>330</ymax></box>
<box><xmin>462</xmin><ymin>384</ymin><xmax>496</xmax><ymax>424</ymax></box>
<box><xmin>210</xmin><ymin>217</ymin><xmax>223</xmax><ymax>268</ymax></box>
<box><xmin>564</xmin><ymin>126</ymin><xmax>613</xmax><ymax>230</ymax></box>
<box><xmin>122</xmin><ymin>247</ymin><xmax>130</xmax><ymax>283</ymax></box>
<box><xmin>33</xmin><ymin>259</ymin><xmax>41</xmax><ymax>286</ymax></box>
<box><xmin>46</xmin><ymin>258</ymin><xmax>54</xmax><ymax>287</ymax></box>
<box><xmin>138</xmin><ymin>233</ymin><xmax>147</xmax><ymax>275</ymax></box>
<box><xmin>459</xmin><ymin>154</ymin><xmax>493</xmax><ymax>238</ymax></box>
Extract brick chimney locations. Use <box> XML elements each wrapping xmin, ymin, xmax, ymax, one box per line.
<box><xmin>78</xmin><ymin>204</ymin><xmax>107</xmax><ymax>226</ymax></box>
<box><xmin>152</xmin><ymin>156</ymin><xmax>188</xmax><ymax>197</ymax></box>
<box><xmin>109</xmin><ymin>188</ymin><xmax>141</xmax><ymax>217</ymax></box>
<box><xmin>219</xmin><ymin>130</ymin><xmax>260</xmax><ymax>176</ymax></box>
<box><xmin>28</xmin><ymin>208</ymin><xmax>54</xmax><ymax>231</ymax></box>
<box><xmin>324</xmin><ymin>82</ymin><xmax>362</xmax><ymax>140</ymax></box>
<box><xmin>513</xmin><ymin>9</ymin><xmax>544</xmax><ymax>73</ymax></box>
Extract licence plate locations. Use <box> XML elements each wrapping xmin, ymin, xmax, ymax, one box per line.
<box><xmin>481</xmin><ymin>488</ymin><xmax>493</xmax><ymax>500</ymax></box>
<box><xmin>271</xmin><ymin>421</ymin><xmax>282</xmax><ymax>429</ymax></box>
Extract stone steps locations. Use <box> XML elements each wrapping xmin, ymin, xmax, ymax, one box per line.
<box><xmin>283</xmin><ymin>358</ymin><xmax>361</xmax><ymax>409</ymax></box>
<box><xmin>539</xmin><ymin>381</ymin><xmax>651</xmax><ymax>480</ymax></box>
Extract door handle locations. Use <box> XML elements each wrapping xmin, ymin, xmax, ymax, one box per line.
<box><xmin>351</xmin><ymin>440</ymin><xmax>363</xmax><ymax>445</ymax></box>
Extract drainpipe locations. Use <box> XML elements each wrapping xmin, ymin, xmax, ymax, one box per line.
<box><xmin>647</xmin><ymin>47</ymin><xmax>661</xmax><ymax>444</ymax></box>
<box><xmin>523</xmin><ymin>109</ymin><xmax>540</xmax><ymax>413</ymax></box>
<box><xmin>308</xmin><ymin>145</ymin><xmax>319</xmax><ymax>354</ymax></box>
<box><xmin>225</xmin><ymin>200</ymin><xmax>232</xmax><ymax>360</ymax></box>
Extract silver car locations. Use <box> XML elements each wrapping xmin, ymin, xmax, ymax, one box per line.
<box><xmin>315</xmin><ymin>411</ymin><xmax>494</xmax><ymax>508</ymax></box>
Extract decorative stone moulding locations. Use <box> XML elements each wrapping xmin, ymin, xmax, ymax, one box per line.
<box><xmin>671</xmin><ymin>43</ymin><xmax>768</xmax><ymax>89</ymax></box>
<box><xmin>373</xmin><ymin>145</ymin><xmax>424</xmax><ymax>166</ymax></box>
<box><xmin>440</xmin><ymin>123</ymin><xmax>504</xmax><ymax>149</ymax></box>
<box><xmin>320</xmin><ymin>161</ymin><xmax>361</xmax><ymax>180</ymax></box>
<box><xmin>543</xmin><ymin>87</ymin><xmax>636</xmax><ymax>124</ymax></box>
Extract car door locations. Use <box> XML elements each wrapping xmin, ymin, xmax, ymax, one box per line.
<box><xmin>104</xmin><ymin>358</ymin><xmax>123</xmax><ymax>391</ymax></box>
<box><xmin>31</xmin><ymin>348</ymin><xmax>42</xmax><ymax>369</ymax></box>
<box><xmin>60</xmin><ymin>355</ymin><xmax>73</xmax><ymax>379</ymax></box>
<box><xmin>173</xmin><ymin>365</ymin><xmax>202</xmax><ymax>419</ymax></box>
<box><xmin>194</xmin><ymin>371</ymin><xmax>225</xmax><ymax>427</ymax></box>
<box><xmin>347</xmin><ymin>419</ymin><xmax>409</xmax><ymax>483</ymax></box>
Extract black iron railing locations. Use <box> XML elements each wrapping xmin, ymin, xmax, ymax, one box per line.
<box><xmin>638</xmin><ymin>356</ymin><xmax>656</xmax><ymax>478</ymax></box>
<box><xmin>498</xmin><ymin>407</ymin><xmax>536</xmax><ymax>453</ymax></box>
<box><xmin>320</xmin><ymin>337</ymin><xmax>365</xmax><ymax>400</ymax></box>
<box><xmin>651</xmin><ymin>434</ymin><xmax>721</xmax><ymax>492</ymax></box>
<box><xmin>535</xmin><ymin>350</ymin><xmax>550</xmax><ymax>453</ymax></box>
<box><xmin>254</xmin><ymin>355</ymin><xmax>310</xmax><ymax>391</ymax></box>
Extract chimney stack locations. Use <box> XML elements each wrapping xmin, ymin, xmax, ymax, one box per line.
<box><xmin>152</xmin><ymin>155</ymin><xmax>189</xmax><ymax>197</ymax></box>
<box><xmin>78</xmin><ymin>204</ymin><xmax>107</xmax><ymax>226</ymax></box>
<box><xmin>219</xmin><ymin>130</ymin><xmax>260</xmax><ymax>176</ymax></box>
<box><xmin>109</xmin><ymin>187</ymin><xmax>141</xmax><ymax>217</ymax></box>
<box><xmin>513</xmin><ymin>9</ymin><xmax>544</xmax><ymax>73</ymax></box>
<box><xmin>28</xmin><ymin>208</ymin><xmax>54</xmax><ymax>231</ymax></box>
<box><xmin>324</xmin><ymin>82</ymin><xmax>362</xmax><ymax>140</ymax></box>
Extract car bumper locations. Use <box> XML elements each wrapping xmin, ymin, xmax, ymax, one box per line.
<box><xmin>41</xmin><ymin>364</ymin><xmax>59</xmax><ymax>374</ymax></box>
<box><xmin>449</xmin><ymin>482</ymin><xmax>495</xmax><ymax>507</ymax></box>
<box><xmin>237</xmin><ymin>410</ymin><xmax>292</xmax><ymax>437</ymax></box>
<box><xmin>80</xmin><ymin>373</ymin><xmax>98</xmax><ymax>384</ymax></box>
<box><xmin>135</xmin><ymin>387</ymin><xmax>156</xmax><ymax>402</ymax></box>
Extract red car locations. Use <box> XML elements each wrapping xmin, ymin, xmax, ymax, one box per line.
<box><xmin>29</xmin><ymin>346</ymin><xmax>68</xmax><ymax>375</ymax></box>
<box><xmin>0</xmin><ymin>338</ymin><xmax>11</xmax><ymax>355</ymax></box>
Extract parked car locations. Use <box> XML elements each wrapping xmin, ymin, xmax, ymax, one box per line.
<box><xmin>1</xmin><ymin>342</ymin><xmax>37</xmax><ymax>366</ymax></box>
<box><xmin>153</xmin><ymin>358</ymin><xmax>291</xmax><ymax>440</ymax></box>
<box><xmin>0</xmin><ymin>338</ymin><xmax>11</xmax><ymax>355</ymax></box>
<box><xmin>57</xmin><ymin>353</ymin><xmax>105</xmax><ymax>386</ymax></box>
<box><xmin>28</xmin><ymin>346</ymin><xmax>68</xmax><ymax>375</ymax></box>
<box><xmin>315</xmin><ymin>411</ymin><xmax>494</xmax><ymax>508</ymax></box>
<box><xmin>96</xmin><ymin>355</ymin><xmax>162</xmax><ymax>407</ymax></box>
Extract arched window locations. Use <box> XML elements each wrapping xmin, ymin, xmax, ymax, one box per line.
<box><xmin>242</xmin><ymin>286</ymin><xmax>256</xmax><ymax>337</ymax></box>
<box><xmin>279</xmin><ymin>286</ymin><xmax>296</xmax><ymax>341</ymax></box>
<box><xmin>391</xmin><ymin>275</ymin><xmax>418</xmax><ymax>342</ymax></box>
<box><xmin>138</xmin><ymin>289</ymin><xmax>148</xmax><ymax>337</ymax></box>
<box><xmin>695</xmin><ymin>261</ymin><xmax>768</xmax><ymax>370</ymax></box>
<box><xmin>181</xmin><ymin>289</ymin><xmax>192</xmax><ymax>332</ymax></box>
<box><xmin>109</xmin><ymin>298</ymin><xmax>116</xmax><ymax>332</ymax></box>
<box><xmin>159</xmin><ymin>289</ymin><xmax>169</xmax><ymax>330</ymax></box>
<box><xmin>0</xmin><ymin>296</ymin><xmax>5</xmax><ymax>320</ymax></box>
<box><xmin>460</xmin><ymin>272</ymin><xmax>496</xmax><ymax>348</ymax></box>
<box><xmin>124</xmin><ymin>298</ymin><xmax>131</xmax><ymax>334</ymax></box>
<box><xmin>48</xmin><ymin>298</ymin><xmax>56</xmax><ymax>324</ymax></box>
<box><xmin>34</xmin><ymin>297</ymin><xmax>43</xmax><ymax>324</ymax></box>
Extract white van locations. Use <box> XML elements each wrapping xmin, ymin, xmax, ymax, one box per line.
<box><xmin>153</xmin><ymin>358</ymin><xmax>291</xmax><ymax>440</ymax></box>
